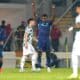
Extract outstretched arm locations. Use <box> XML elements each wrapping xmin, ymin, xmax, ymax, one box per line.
<box><xmin>32</xmin><ymin>1</ymin><xmax>36</xmax><ymax>19</ymax></box>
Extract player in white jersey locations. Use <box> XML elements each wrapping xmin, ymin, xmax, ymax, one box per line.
<box><xmin>20</xmin><ymin>18</ymin><xmax>38</xmax><ymax>72</ymax></box>
<box><xmin>68</xmin><ymin>4</ymin><xmax>80</xmax><ymax>79</ymax></box>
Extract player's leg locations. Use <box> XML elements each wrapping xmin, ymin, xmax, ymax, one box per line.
<box><xmin>20</xmin><ymin>45</ymin><xmax>30</xmax><ymax>72</ymax></box>
<box><xmin>37</xmin><ymin>50</ymin><xmax>42</xmax><ymax>68</ymax></box>
<box><xmin>46</xmin><ymin>50</ymin><xmax>51</xmax><ymax>72</ymax></box>
<box><xmin>30</xmin><ymin>44</ymin><xmax>38</xmax><ymax>71</ymax></box>
<box><xmin>0</xmin><ymin>45</ymin><xmax>3</xmax><ymax>72</ymax></box>
<box><xmin>68</xmin><ymin>51</ymin><xmax>78</xmax><ymax>78</ymax></box>
<box><xmin>20</xmin><ymin>55</ymin><xmax>26</xmax><ymax>72</ymax></box>
<box><xmin>72</xmin><ymin>53</ymin><xmax>78</xmax><ymax>76</ymax></box>
<box><xmin>31</xmin><ymin>53</ymin><xmax>37</xmax><ymax>71</ymax></box>
<box><xmin>46</xmin><ymin>41</ymin><xmax>51</xmax><ymax>72</ymax></box>
<box><xmin>0</xmin><ymin>57</ymin><xmax>3</xmax><ymax>72</ymax></box>
<box><xmin>37</xmin><ymin>42</ymin><xmax>42</xmax><ymax>70</ymax></box>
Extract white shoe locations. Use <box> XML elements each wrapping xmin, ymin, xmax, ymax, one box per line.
<box><xmin>47</xmin><ymin>67</ymin><xmax>51</xmax><ymax>72</ymax></box>
<box><xmin>32</xmin><ymin>68</ymin><xmax>37</xmax><ymax>72</ymax></box>
<box><xmin>68</xmin><ymin>73</ymin><xmax>78</xmax><ymax>79</ymax></box>
<box><xmin>19</xmin><ymin>69</ymin><xmax>25</xmax><ymax>72</ymax></box>
<box><xmin>37</xmin><ymin>68</ymin><xmax>41</xmax><ymax>71</ymax></box>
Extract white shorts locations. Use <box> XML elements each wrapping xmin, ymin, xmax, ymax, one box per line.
<box><xmin>23</xmin><ymin>43</ymin><xmax>36</xmax><ymax>55</ymax></box>
<box><xmin>72</xmin><ymin>31</ymin><xmax>80</xmax><ymax>55</ymax></box>
<box><xmin>72</xmin><ymin>42</ymin><xmax>80</xmax><ymax>56</ymax></box>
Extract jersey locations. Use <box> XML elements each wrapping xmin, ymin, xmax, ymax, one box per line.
<box><xmin>72</xmin><ymin>14</ymin><xmax>80</xmax><ymax>53</ymax></box>
<box><xmin>75</xmin><ymin>14</ymin><xmax>80</xmax><ymax>24</ymax></box>
<box><xmin>0</xmin><ymin>27</ymin><xmax>6</xmax><ymax>42</ymax></box>
<box><xmin>74</xmin><ymin>14</ymin><xmax>80</xmax><ymax>35</ymax></box>
<box><xmin>23</xmin><ymin>26</ymin><xmax>33</xmax><ymax>47</ymax></box>
<box><xmin>0</xmin><ymin>27</ymin><xmax>6</xmax><ymax>57</ymax></box>
<box><xmin>37</xmin><ymin>19</ymin><xmax>52</xmax><ymax>51</ymax></box>
<box><xmin>38</xmin><ymin>19</ymin><xmax>52</xmax><ymax>41</ymax></box>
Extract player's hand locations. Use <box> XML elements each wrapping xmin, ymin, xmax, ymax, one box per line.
<box><xmin>68</xmin><ymin>26</ymin><xmax>73</xmax><ymax>32</ymax></box>
<box><xmin>33</xmin><ymin>37</ymin><xmax>38</xmax><ymax>42</ymax></box>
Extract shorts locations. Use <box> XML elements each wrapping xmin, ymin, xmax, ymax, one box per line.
<box><xmin>0</xmin><ymin>45</ymin><xmax>3</xmax><ymax>57</ymax></box>
<box><xmin>37</xmin><ymin>40</ymin><xmax>50</xmax><ymax>52</ymax></box>
<box><xmin>23</xmin><ymin>43</ymin><xmax>36</xmax><ymax>56</ymax></box>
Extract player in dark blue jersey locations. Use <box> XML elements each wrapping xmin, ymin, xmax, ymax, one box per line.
<box><xmin>0</xmin><ymin>21</ymin><xmax>6</xmax><ymax>72</ymax></box>
<box><xmin>37</xmin><ymin>14</ymin><xmax>53</xmax><ymax>72</ymax></box>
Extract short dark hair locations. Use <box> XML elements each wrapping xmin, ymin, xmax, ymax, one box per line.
<box><xmin>1</xmin><ymin>20</ymin><xmax>6</xmax><ymax>24</ymax></box>
<box><xmin>76</xmin><ymin>4</ymin><xmax>80</xmax><ymax>7</ymax></box>
<box><xmin>27</xmin><ymin>18</ymin><xmax>35</xmax><ymax>24</ymax></box>
<box><xmin>42</xmin><ymin>14</ymin><xmax>48</xmax><ymax>17</ymax></box>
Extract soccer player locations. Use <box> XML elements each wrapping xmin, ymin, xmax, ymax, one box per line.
<box><xmin>37</xmin><ymin>14</ymin><xmax>52</xmax><ymax>72</ymax></box>
<box><xmin>0</xmin><ymin>20</ymin><xmax>6</xmax><ymax>72</ymax></box>
<box><xmin>68</xmin><ymin>4</ymin><xmax>80</xmax><ymax>79</ymax></box>
<box><xmin>20</xmin><ymin>18</ymin><xmax>38</xmax><ymax>72</ymax></box>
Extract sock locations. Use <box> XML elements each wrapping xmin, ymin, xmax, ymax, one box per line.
<box><xmin>20</xmin><ymin>55</ymin><xmax>26</xmax><ymax>70</ymax></box>
<box><xmin>32</xmin><ymin>53</ymin><xmax>37</xmax><ymax>70</ymax></box>
<box><xmin>0</xmin><ymin>61</ymin><xmax>2</xmax><ymax>69</ymax></box>
<box><xmin>72</xmin><ymin>54</ymin><xmax>78</xmax><ymax>75</ymax></box>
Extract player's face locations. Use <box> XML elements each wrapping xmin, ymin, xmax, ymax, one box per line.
<box><xmin>30</xmin><ymin>20</ymin><xmax>36</xmax><ymax>27</ymax></box>
<box><xmin>76</xmin><ymin>7</ymin><xmax>80</xmax><ymax>14</ymax></box>
<box><xmin>41</xmin><ymin>17</ymin><xmax>47</xmax><ymax>22</ymax></box>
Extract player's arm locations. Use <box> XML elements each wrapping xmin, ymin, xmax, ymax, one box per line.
<box><xmin>66</xmin><ymin>24</ymin><xmax>80</xmax><ymax>32</ymax></box>
<box><xmin>49</xmin><ymin>5</ymin><xmax>55</xmax><ymax>22</ymax></box>
<box><xmin>23</xmin><ymin>32</ymin><xmax>28</xmax><ymax>48</ymax></box>
<box><xmin>33</xmin><ymin>26</ymin><xmax>38</xmax><ymax>43</ymax></box>
<box><xmin>32</xmin><ymin>2</ymin><xmax>36</xmax><ymax>19</ymax></box>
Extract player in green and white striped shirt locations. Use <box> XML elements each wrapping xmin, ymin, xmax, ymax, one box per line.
<box><xmin>20</xmin><ymin>18</ymin><xmax>38</xmax><ymax>72</ymax></box>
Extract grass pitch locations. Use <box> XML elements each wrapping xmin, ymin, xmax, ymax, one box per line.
<box><xmin>0</xmin><ymin>68</ymin><xmax>80</xmax><ymax>80</ymax></box>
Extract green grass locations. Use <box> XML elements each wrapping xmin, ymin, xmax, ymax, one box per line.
<box><xmin>0</xmin><ymin>68</ymin><xmax>80</xmax><ymax>80</ymax></box>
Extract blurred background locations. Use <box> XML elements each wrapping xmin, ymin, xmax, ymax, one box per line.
<box><xmin>0</xmin><ymin>0</ymin><xmax>80</xmax><ymax>68</ymax></box>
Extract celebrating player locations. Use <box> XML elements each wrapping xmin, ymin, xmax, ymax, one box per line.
<box><xmin>36</xmin><ymin>14</ymin><xmax>53</xmax><ymax>72</ymax></box>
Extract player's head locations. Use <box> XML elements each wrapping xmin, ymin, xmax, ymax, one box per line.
<box><xmin>1</xmin><ymin>20</ymin><xmax>6</xmax><ymax>25</ymax></box>
<box><xmin>76</xmin><ymin>4</ymin><xmax>80</xmax><ymax>14</ymax></box>
<box><xmin>21</xmin><ymin>21</ymin><xmax>25</xmax><ymax>25</ymax></box>
<box><xmin>27</xmin><ymin>18</ymin><xmax>36</xmax><ymax>27</ymax></box>
<box><xmin>41</xmin><ymin>14</ymin><xmax>48</xmax><ymax>22</ymax></box>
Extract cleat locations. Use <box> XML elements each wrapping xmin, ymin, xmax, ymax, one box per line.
<box><xmin>19</xmin><ymin>69</ymin><xmax>25</xmax><ymax>72</ymax></box>
<box><xmin>32</xmin><ymin>69</ymin><xmax>38</xmax><ymax>72</ymax></box>
<box><xmin>47</xmin><ymin>67</ymin><xmax>51</xmax><ymax>72</ymax></box>
<box><xmin>67</xmin><ymin>73</ymin><xmax>78</xmax><ymax>79</ymax></box>
<box><xmin>37</xmin><ymin>68</ymin><xmax>41</xmax><ymax>72</ymax></box>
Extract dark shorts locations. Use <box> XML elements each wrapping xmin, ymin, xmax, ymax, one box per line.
<box><xmin>0</xmin><ymin>45</ymin><xmax>3</xmax><ymax>57</ymax></box>
<box><xmin>37</xmin><ymin>40</ymin><xmax>50</xmax><ymax>52</ymax></box>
